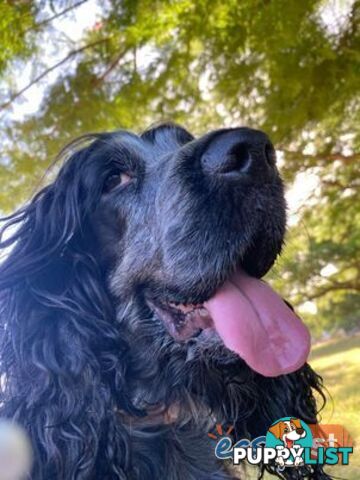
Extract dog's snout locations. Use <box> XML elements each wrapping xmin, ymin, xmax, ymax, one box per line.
<box><xmin>200</xmin><ymin>128</ymin><xmax>276</xmax><ymax>180</ymax></box>
<box><xmin>202</xmin><ymin>138</ymin><xmax>250</xmax><ymax>175</ymax></box>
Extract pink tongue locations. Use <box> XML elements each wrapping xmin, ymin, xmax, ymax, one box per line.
<box><xmin>204</xmin><ymin>270</ymin><xmax>310</xmax><ymax>377</ymax></box>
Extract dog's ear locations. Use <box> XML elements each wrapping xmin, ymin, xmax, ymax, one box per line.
<box><xmin>0</xmin><ymin>138</ymin><xmax>134</xmax><ymax>478</ymax></box>
<box><xmin>141</xmin><ymin>122</ymin><xmax>194</xmax><ymax>150</ymax></box>
<box><xmin>269</xmin><ymin>422</ymin><xmax>282</xmax><ymax>439</ymax></box>
<box><xmin>0</xmin><ymin>136</ymin><xmax>103</xmax><ymax>287</ymax></box>
<box><xmin>291</xmin><ymin>418</ymin><xmax>302</xmax><ymax>429</ymax></box>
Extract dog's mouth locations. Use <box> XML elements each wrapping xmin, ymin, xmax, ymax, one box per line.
<box><xmin>149</xmin><ymin>301</ymin><xmax>214</xmax><ymax>342</ymax></box>
<box><xmin>147</xmin><ymin>268</ymin><xmax>311</xmax><ymax>378</ymax></box>
<box><xmin>285</xmin><ymin>438</ymin><xmax>294</xmax><ymax>449</ymax></box>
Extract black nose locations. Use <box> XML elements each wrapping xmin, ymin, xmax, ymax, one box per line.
<box><xmin>200</xmin><ymin>128</ymin><xmax>276</xmax><ymax>179</ymax></box>
<box><xmin>296</xmin><ymin>428</ymin><xmax>304</xmax><ymax>435</ymax></box>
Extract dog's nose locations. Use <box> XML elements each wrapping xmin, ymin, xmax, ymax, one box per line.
<box><xmin>200</xmin><ymin>128</ymin><xmax>276</xmax><ymax>179</ymax></box>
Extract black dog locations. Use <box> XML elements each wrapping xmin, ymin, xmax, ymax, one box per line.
<box><xmin>0</xmin><ymin>123</ymin><xmax>329</xmax><ymax>479</ymax></box>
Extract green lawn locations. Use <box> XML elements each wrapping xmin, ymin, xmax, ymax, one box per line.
<box><xmin>309</xmin><ymin>334</ymin><xmax>360</xmax><ymax>479</ymax></box>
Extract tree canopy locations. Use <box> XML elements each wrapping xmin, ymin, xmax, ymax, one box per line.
<box><xmin>0</xmin><ymin>0</ymin><xmax>359</xmax><ymax>336</ymax></box>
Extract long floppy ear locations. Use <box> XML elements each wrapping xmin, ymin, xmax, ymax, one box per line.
<box><xmin>0</xmin><ymin>137</ymin><xmax>134</xmax><ymax>478</ymax></box>
<box><xmin>268</xmin><ymin>422</ymin><xmax>282</xmax><ymax>439</ymax></box>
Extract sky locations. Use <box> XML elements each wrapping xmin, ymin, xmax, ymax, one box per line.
<box><xmin>6</xmin><ymin>0</ymin><xmax>103</xmax><ymax>121</ymax></box>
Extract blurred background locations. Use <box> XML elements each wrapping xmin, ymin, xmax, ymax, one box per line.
<box><xmin>0</xmin><ymin>0</ymin><xmax>359</xmax><ymax>477</ymax></box>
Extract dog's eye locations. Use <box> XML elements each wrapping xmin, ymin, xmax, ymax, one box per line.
<box><xmin>103</xmin><ymin>171</ymin><xmax>132</xmax><ymax>193</ymax></box>
<box><xmin>284</xmin><ymin>428</ymin><xmax>288</xmax><ymax>433</ymax></box>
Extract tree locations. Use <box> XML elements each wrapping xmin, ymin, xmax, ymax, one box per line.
<box><xmin>0</xmin><ymin>0</ymin><xmax>359</xmax><ymax>335</ymax></box>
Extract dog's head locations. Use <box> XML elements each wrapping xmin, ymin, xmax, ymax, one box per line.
<box><xmin>0</xmin><ymin>123</ymin><xmax>310</xmax><ymax>377</ymax></box>
<box><xmin>89</xmin><ymin>124</ymin><xmax>310</xmax><ymax>377</ymax></box>
<box><xmin>269</xmin><ymin>418</ymin><xmax>306</xmax><ymax>448</ymax></box>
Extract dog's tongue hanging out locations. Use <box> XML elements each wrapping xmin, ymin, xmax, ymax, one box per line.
<box><xmin>204</xmin><ymin>269</ymin><xmax>311</xmax><ymax>377</ymax></box>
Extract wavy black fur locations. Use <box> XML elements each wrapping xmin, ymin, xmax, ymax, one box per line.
<box><xmin>0</xmin><ymin>124</ymin><xmax>331</xmax><ymax>479</ymax></box>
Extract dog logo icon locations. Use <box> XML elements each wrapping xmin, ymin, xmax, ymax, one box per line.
<box><xmin>266</xmin><ymin>417</ymin><xmax>312</xmax><ymax>467</ymax></box>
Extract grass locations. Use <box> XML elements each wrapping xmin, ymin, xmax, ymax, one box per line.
<box><xmin>309</xmin><ymin>334</ymin><xmax>360</xmax><ymax>479</ymax></box>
